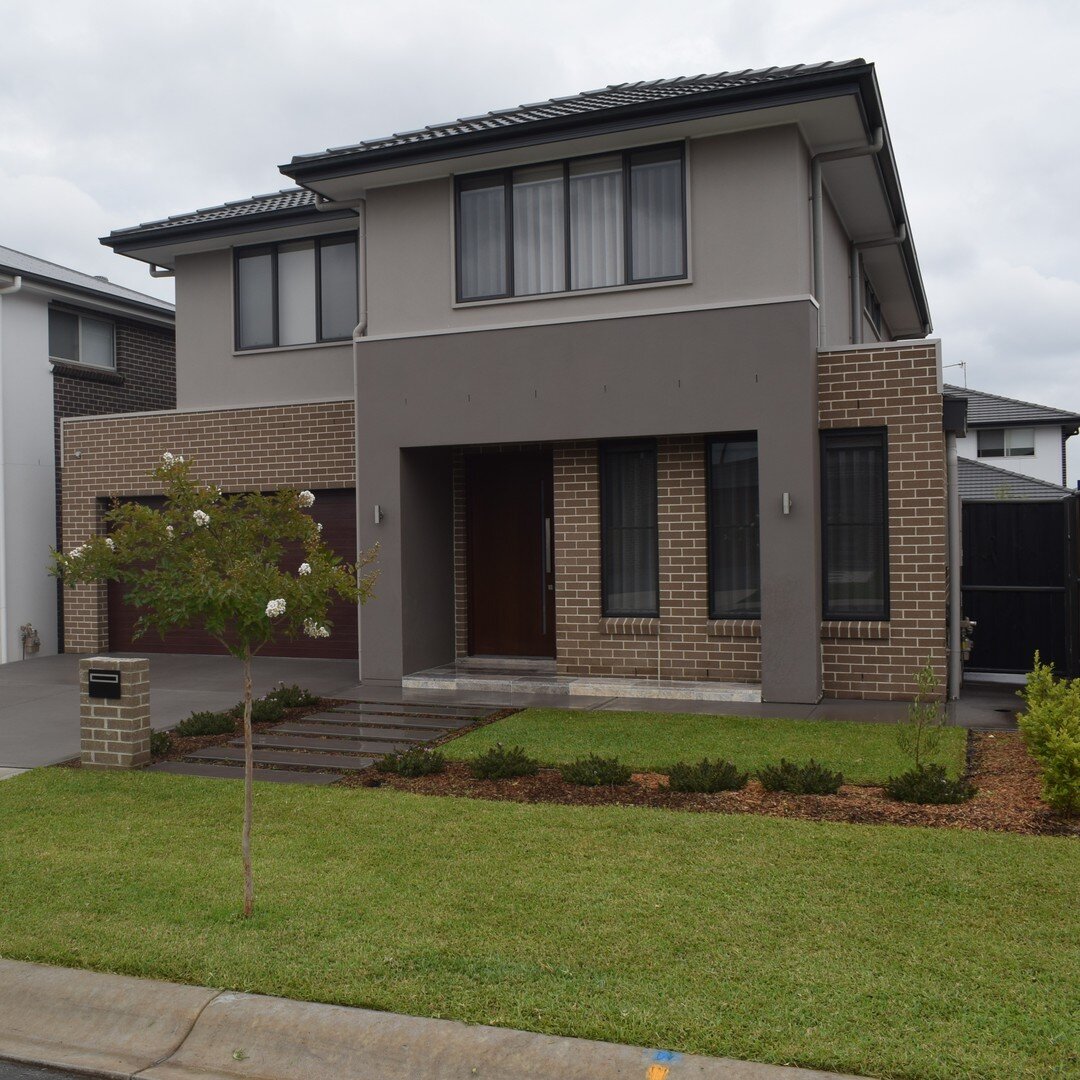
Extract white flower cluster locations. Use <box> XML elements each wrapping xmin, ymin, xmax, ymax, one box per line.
<box><xmin>165</xmin><ymin>525</ymin><xmax>174</xmax><ymax>539</ymax></box>
<box><xmin>104</xmin><ymin>537</ymin><xmax>115</xmax><ymax>551</ymax></box>
<box><xmin>192</xmin><ymin>510</ymin><xmax>210</xmax><ymax>527</ymax></box>
<box><xmin>161</xmin><ymin>451</ymin><xmax>185</xmax><ymax>467</ymax></box>
<box><xmin>298</xmin><ymin>490</ymin><xmax>316</xmax><ymax>508</ymax></box>
<box><xmin>303</xmin><ymin>618</ymin><xmax>330</xmax><ymax>639</ymax></box>
<box><xmin>265</xmin><ymin>598</ymin><xmax>287</xmax><ymax>618</ymax></box>
<box><xmin>69</xmin><ymin>545</ymin><xmax>85</xmax><ymax>559</ymax></box>
<box><xmin>298</xmin><ymin>562</ymin><xmax>312</xmax><ymax>576</ymax></box>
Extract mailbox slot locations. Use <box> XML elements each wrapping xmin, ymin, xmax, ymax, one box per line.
<box><xmin>88</xmin><ymin>669</ymin><xmax>122</xmax><ymax>700</ymax></box>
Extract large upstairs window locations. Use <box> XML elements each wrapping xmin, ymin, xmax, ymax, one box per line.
<box><xmin>455</xmin><ymin>144</ymin><xmax>686</xmax><ymax>303</ymax></box>
<box><xmin>234</xmin><ymin>233</ymin><xmax>358</xmax><ymax>350</ymax></box>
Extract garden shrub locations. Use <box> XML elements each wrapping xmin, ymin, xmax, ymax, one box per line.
<box><xmin>266</xmin><ymin>683</ymin><xmax>319</xmax><ymax>709</ymax></box>
<box><xmin>1017</xmin><ymin>653</ymin><xmax>1080</xmax><ymax>816</ymax></box>
<box><xmin>470</xmin><ymin>743</ymin><xmax>540</xmax><ymax>780</ymax></box>
<box><xmin>757</xmin><ymin>759</ymin><xmax>844</xmax><ymax>795</ymax></box>
<box><xmin>150</xmin><ymin>731</ymin><xmax>172</xmax><ymax>756</ymax></box>
<box><xmin>229</xmin><ymin>697</ymin><xmax>285</xmax><ymax>723</ymax></box>
<box><xmin>560</xmin><ymin>754</ymin><xmax>632</xmax><ymax>786</ymax></box>
<box><xmin>667</xmin><ymin>757</ymin><xmax>748</xmax><ymax>793</ymax></box>
<box><xmin>174</xmin><ymin>711</ymin><xmax>235</xmax><ymax>737</ymax></box>
<box><xmin>884</xmin><ymin>764</ymin><xmax>976</xmax><ymax>804</ymax></box>
<box><xmin>375</xmin><ymin>747</ymin><xmax>447</xmax><ymax>777</ymax></box>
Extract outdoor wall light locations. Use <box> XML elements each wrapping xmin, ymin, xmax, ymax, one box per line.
<box><xmin>782</xmin><ymin>492</ymin><xmax>792</xmax><ymax>515</ymax></box>
<box><xmin>374</xmin><ymin>504</ymin><xmax>384</xmax><ymax>525</ymax></box>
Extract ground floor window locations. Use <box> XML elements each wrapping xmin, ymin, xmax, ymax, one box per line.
<box><xmin>707</xmin><ymin>434</ymin><xmax>761</xmax><ymax>617</ymax></box>
<box><xmin>600</xmin><ymin>440</ymin><xmax>658</xmax><ymax>616</ymax></box>
<box><xmin>821</xmin><ymin>428</ymin><xmax>889</xmax><ymax>619</ymax></box>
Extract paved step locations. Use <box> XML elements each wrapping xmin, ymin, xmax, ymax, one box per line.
<box><xmin>240</xmin><ymin>735</ymin><xmax>416</xmax><ymax>755</ymax></box>
<box><xmin>311</xmin><ymin>711</ymin><xmax>473</xmax><ymax>731</ymax></box>
<box><xmin>146</xmin><ymin>762</ymin><xmax>340</xmax><ymax>785</ymax></box>
<box><xmin>186</xmin><ymin>746</ymin><xmax>374</xmax><ymax>772</ymax></box>
<box><xmin>272</xmin><ymin>721</ymin><xmax>437</xmax><ymax>743</ymax></box>
<box><xmin>332</xmin><ymin>702</ymin><xmax>496</xmax><ymax>720</ymax></box>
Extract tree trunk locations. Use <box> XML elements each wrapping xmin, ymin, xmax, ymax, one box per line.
<box><xmin>241</xmin><ymin>648</ymin><xmax>255</xmax><ymax>918</ymax></box>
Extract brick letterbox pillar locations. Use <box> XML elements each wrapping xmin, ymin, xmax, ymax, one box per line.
<box><xmin>79</xmin><ymin>657</ymin><xmax>151</xmax><ymax>769</ymax></box>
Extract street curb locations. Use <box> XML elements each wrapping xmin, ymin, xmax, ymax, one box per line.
<box><xmin>0</xmin><ymin>959</ymin><xmax>865</xmax><ymax>1080</ymax></box>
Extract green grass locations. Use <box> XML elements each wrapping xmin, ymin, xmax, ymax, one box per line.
<box><xmin>1</xmin><ymin>770</ymin><xmax>1076</xmax><ymax>1080</ymax></box>
<box><xmin>442</xmin><ymin>709</ymin><xmax>968</xmax><ymax>783</ymax></box>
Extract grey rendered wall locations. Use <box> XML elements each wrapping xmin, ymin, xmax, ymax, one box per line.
<box><xmin>355</xmin><ymin>300</ymin><xmax>823</xmax><ymax>703</ymax></box>
<box><xmin>173</xmin><ymin>250</ymin><xmax>355</xmax><ymax>409</ymax></box>
<box><xmin>364</xmin><ymin>125</ymin><xmax>812</xmax><ymax>338</ymax></box>
<box><xmin>821</xmin><ymin>188</ymin><xmax>853</xmax><ymax>349</ymax></box>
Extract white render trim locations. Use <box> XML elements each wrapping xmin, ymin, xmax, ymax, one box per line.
<box><xmin>818</xmin><ymin>336</ymin><xmax>941</xmax><ymax>353</ymax></box>
<box><xmin>231</xmin><ymin>339</ymin><xmax>349</xmax><ymax>358</ymax></box>
<box><xmin>358</xmin><ymin>294</ymin><xmax>819</xmax><ymax>344</ymax></box>
<box><xmin>59</xmin><ymin>396</ymin><xmax>351</xmax><ymax>427</ymax></box>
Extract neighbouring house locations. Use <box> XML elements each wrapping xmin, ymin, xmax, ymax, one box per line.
<box><xmin>0</xmin><ymin>245</ymin><xmax>175</xmax><ymax>662</ymax></box>
<box><xmin>946</xmin><ymin>385</ymin><xmax>1080</xmax><ymax>679</ymax></box>
<box><xmin>68</xmin><ymin>58</ymin><xmax>957</xmax><ymax>703</ymax></box>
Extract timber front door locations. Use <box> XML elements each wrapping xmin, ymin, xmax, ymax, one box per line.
<box><xmin>466</xmin><ymin>450</ymin><xmax>555</xmax><ymax>657</ymax></box>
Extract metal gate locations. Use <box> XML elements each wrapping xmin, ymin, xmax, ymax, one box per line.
<box><xmin>961</xmin><ymin>498</ymin><xmax>1079</xmax><ymax>675</ymax></box>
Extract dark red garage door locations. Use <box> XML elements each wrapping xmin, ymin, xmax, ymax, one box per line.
<box><xmin>107</xmin><ymin>489</ymin><xmax>359</xmax><ymax>660</ymax></box>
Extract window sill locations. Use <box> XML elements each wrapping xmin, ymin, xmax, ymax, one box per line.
<box><xmin>821</xmin><ymin>620</ymin><xmax>890</xmax><ymax>641</ymax></box>
<box><xmin>707</xmin><ymin>619</ymin><xmax>761</xmax><ymax>639</ymax></box>
<box><xmin>50</xmin><ymin>360</ymin><xmax>123</xmax><ymax>386</ymax></box>
<box><xmin>232</xmin><ymin>339</ymin><xmax>352</xmax><ymax>357</ymax></box>
<box><xmin>453</xmin><ymin>276</ymin><xmax>692</xmax><ymax>310</ymax></box>
<box><xmin>598</xmin><ymin>617</ymin><xmax>659</xmax><ymax>637</ymax></box>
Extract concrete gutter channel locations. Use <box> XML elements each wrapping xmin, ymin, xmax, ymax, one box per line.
<box><xmin>0</xmin><ymin>960</ymin><xmax>861</xmax><ymax>1080</ymax></box>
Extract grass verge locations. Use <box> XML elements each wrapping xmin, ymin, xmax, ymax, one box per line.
<box><xmin>0</xmin><ymin>769</ymin><xmax>1075</xmax><ymax>1079</ymax></box>
<box><xmin>442</xmin><ymin>708</ymin><xmax>967</xmax><ymax>783</ymax></box>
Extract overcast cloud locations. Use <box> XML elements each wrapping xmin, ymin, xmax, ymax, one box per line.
<box><xmin>2</xmin><ymin>0</ymin><xmax>1078</xmax><ymax>470</ymax></box>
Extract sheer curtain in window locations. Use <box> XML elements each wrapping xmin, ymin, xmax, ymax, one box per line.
<box><xmin>630</xmin><ymin>150</ymin><xmax>685</xmax><ymax>281</ymax></box>
<box><xmin>570</xmin><ymin>156</ymin><xmax>624</xmax><ymax>290</ymax></box>
<box><xmin>459</xmin><ymin>180</ymin><xmax>507</xmax><ymax>299</ymax></box>
<box><xmin>513</xmin><ymin>165</ymin><xmax>565</xmax><ymax>295</ymax></box>
<box><xmin>601</xmin><ymin>444</ymin><xmax>658</xmax><ymax>615</ymax></box>
<box><xmin>277</xmin><ymin>241</ymin><xmax>317</xmax><ymax>346</ymax></box>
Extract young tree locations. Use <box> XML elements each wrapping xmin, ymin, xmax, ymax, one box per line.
<box><xmin>897</xmin><ymin>662</ymin><xmax>945</xmax><ymax>771</ymax></box>
<box><xmin>52</xmin><ymin>454</ymin><xmax>377</xmax><ymax>917</ymax></box>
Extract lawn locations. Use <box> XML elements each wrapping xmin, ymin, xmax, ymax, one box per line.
<box><xmin>441</xmin><ymin>708</ymin><xmax>968</xmax><ymax>783</ymax></box>
<box><xmin>1</xmin><ymin>770</ymin><xmax>1076</xmax><ymax>1080</ymax></box>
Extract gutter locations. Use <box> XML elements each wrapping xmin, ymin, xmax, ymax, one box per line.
<box><xmin>0</xmin><ymin>275</ymin><xmax>22</xmax><ymax>664</ymax></box>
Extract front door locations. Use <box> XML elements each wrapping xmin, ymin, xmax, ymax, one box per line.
<box><xmin>466</xmin><ymin>450</ymin><xmax>555</xmax><ymax>657</ymax></box>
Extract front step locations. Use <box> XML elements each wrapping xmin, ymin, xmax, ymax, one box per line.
<box><xmin>333</xmin><ymin>702</ymin><xmax>497</xmax><ymax>720</ymax></box>
<box><xmin>271</xmin><ymin>721</ymin><xmax>440</xmax><ymax>743</ymax></box>
<box><xmin>147</xmin><ymin>762</ymin><xmax>340</xmax><ymax>785</ymax></box>
<box><xmin>241</xmin><ymin>734</ymin><xmax>418</xmax><ymax>755</ymax></box>
<box><xmin>187</xmin><ymin>746</ymin><xmax>374</xmax><ymax>772</ymax></box>
<box><xmin>305</xmin><ymin>712</ymin><xmax>473</xmax><ymax>732</ymax></box>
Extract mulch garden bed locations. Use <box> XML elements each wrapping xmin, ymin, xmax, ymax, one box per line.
<box><xmin>343</xmin><ymin>732</ymin><xmax>1078</xmax><ymax>837</ymax></box>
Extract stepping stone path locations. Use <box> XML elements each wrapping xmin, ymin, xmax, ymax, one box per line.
<box><xmin>145</xmin><ymin>702</ymin><xmax>497</xmax><ymax>785</ymax></box>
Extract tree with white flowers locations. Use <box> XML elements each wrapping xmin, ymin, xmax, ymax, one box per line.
<box><xmin>52</xmin><ymin>455</ymin><xmax>377</xmax><ymax>917</ymax></box>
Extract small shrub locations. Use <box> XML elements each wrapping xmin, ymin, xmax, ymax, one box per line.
<box><xmin>150</xmin><ymin>731</ymin><xmax>172</xmax><ymax>757</ymax></box>
<box><xmin>175</xmin><ymin>711</ymin><xmax>235</xmax><ymax>737</ymax></box>
<box><xmin>470</xmin><ymin>743</ymin><xmax>540</xmax><ymax>780</ymax></box>
<box><xmin>561</xmin><ymin>754</ymin><xmax>632</xmax><ymax>786</ymax></box>
<box><xmin>229</xmin><ymin>698</ymin><xmax>285</xmax><ymax>724</ymax></box>
<box><xmin>266</xmin><ymin>683</ymin><xmax>319</xmax><ymax>709</ymax></box>
<box><xmin>884</xmin><ymin>764</ymin><xmax>976</xmax><ymax>804</ymax></box>
<box><xmin>757</xmin><ymin>759</ymin><xmax>844</xmax><ymax>795</ymax></box>
<box><xmin>1017</xmin><ymin>653</ymin><xmax>1080</xmax><ymax>815</ymax></box>
<box><xmin>897</xmin><ymin>661</ymin><xmax>946</xmax><ymax>770</ymax></box>
<box><xmin>375</xmin><ymin>747</ymin><xmax>447</xmax><ymax>777</ymax></box>
<box><xmin>667</xmin><ymin>758</ymin><xmax>748</xmax><ymax>793</ymax></box>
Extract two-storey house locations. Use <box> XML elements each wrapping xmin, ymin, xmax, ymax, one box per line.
<box><xmin>70</xmin><ymin>59</ymin><xmax>950</xmax><ymax>703</ymax></box>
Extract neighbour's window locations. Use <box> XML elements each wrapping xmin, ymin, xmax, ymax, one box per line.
<box><xmin>977</xmin><ymin>427</ymin><xmax>1035</xmax><ymax>458</ymax></box>
<box><xmin>707</xmin><ymin>435</ymin><xmax>760</xmax><ymax>618</ymax></box>
<box><xmin>235</xmin><ymin>233</ymin><xmax>358</xmax><ymax>350</ymax></box>
<box><xmin>600</xmin><ymin>441</ymin><xmax>659</xmax><ymax>617</ymax></box>
<box><xmin>455</xmin><ymin>144</ymin><xmax>686</xmax><ymax>302</ymax></box>
<box><xmin>821</xmin><ymin>429</ymin><xmax>889</xmax><ymax>620</ymax></box>
<box><xmin>48</xmin><ymin>308</ymin><xmax>115</xmax><ymax>368</ymax></box>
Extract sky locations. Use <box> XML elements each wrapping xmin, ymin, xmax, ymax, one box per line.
<box><xmin>1</xmin><ymin>0</ymin><xmax>1078</xmax><ymax>471</ymax></box>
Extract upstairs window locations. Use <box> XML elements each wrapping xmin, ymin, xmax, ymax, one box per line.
<box><xmin>822</xmin><ymin>429</ymin><xmax>889</xmax><ymax>620</ymax></box>
<box><xmin>600</xmin><ymin>441</ymin><xmax>659</xmax><ymax>617</ymax></box>
<box><xmin>707</xmin><ymin>435</ymin><xmax>761</xmax><ymax>618</ymax></box>
<box><xmin>48</xmin><ymin>309</ymin><xmax>115</xmax><ymax>368</ymax></box>
<box><xmin>863</xmin><ymin>275</ymin><xmax>883</xmax><ymax>338</ymax></box>
<box><xmin>235</xmin><ymin>233</ymin><xmax>358</xmax><ymax>350</ymax></box>
<box><xmin>977</xmin><ymin>428</ymin><xmax>1035</xmax><ymax>458</ymax></box>
<box><xmin>455</xmin><ymin>144</ymin><xmax>686</xmax><ymax>302</ymax></box>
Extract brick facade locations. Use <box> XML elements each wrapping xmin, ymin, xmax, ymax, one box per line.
<box><xmin>60</xmin><ymin>400</ymin><xmax>355</xmax><ymax>651</ymax></box>
<box><xmin>817</xmin><ymin>343</ymin><xmax>947</xmax><ymax>699</ymax></box>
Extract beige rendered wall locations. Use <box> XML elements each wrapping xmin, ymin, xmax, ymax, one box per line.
<box><xmin>173</xmin><ymin>250</ymin><xmax>355</xmax><ymax>409</ymax></box>
<box><xmin>364</xmin><ymin>125</ymin><xmax>812</xmax><ymax>338</ymax></box>
<box><xmin>821</xmin><ymin>188</ymin><xmax>854</xmax><ymax>349</ymax></box>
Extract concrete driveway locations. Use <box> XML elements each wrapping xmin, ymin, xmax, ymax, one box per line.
<box><xmin>0</xmin><ymin>653</ymin><xmax>361</xmax><ymax>769</ymax></box>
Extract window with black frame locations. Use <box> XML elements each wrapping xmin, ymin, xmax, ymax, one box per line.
<box><xmin>821</xmin><ymin>429</ymin><xmax>889</xmax><ymax>619</ymax></box>
<box><xmin>455</xmin><ymin>144</ymin><xmax>686</xmax><ymax>302</ymax></box>
<box><xmin>707</xmin><ymin>435</ymin><xmax>761</xmax><ymax>618</ymax></box>
<box><xmin>235</xmin><ymin>233</ymin><xmax>358</xmax><ymax>350</ymax></box>
<box><xmin>600</xmin><ymin>441</ymin><xmax>659</xmax><ymax>617</ymax></box>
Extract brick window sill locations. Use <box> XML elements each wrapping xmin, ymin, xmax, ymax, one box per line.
<box><xmin>821</xmin><ymin>620</ymin><xmax>890</xmax><ymax>641</ymax></box>
<box><xmin>51</xmin><ymin>360</ymin><xmax>125</xmax><ymax>387</ymax></box>
<box><xmin>598</xmin><ymin>617</ymin><xmax>659</xmax><ymax>637</ymax></box>
<box><xmin>707</xmin><ymin>619</ymin><xmax>761</xmax><ymax>639</ymax></box>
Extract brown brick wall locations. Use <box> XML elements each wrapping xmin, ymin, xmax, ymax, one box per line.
<box><xmin>60</xmin><ymin>400</ymin><xmax>355</xmax><ymax>651</ymax></box>
<box><xmin>818</xmin><ymin>343</ymin><xmax>947</xmax><ymax>699</ymax></box>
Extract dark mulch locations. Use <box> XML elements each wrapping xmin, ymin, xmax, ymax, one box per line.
<box><xmin>343</xmin><ymin>732</ymin><xmax>1078</xmax><ymax>837</ymax></box>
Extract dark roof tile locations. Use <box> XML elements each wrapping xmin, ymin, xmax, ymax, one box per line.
<box><xmin>944</xmin><ymin>384</ymin><xmax>1080</xmax><ymax>427</ymax></box>
<box><xmin>957</xmin><ymin>458</ymin><xmax>1075</xmax><ymax>501</ymax></box>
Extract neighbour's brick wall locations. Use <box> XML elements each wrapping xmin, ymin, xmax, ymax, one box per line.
<box><xmin>60</xmin><ymin>400</ymin><xmax>355</xmax><ymax>651</ymax></box>
<box><xmin>818</xmin><ymin>342</ymin><xmax>947</xmax><ymax>699</ymax></box>
<box><xmin>53</xmin><ymin>317</ymin><xmax>176</xmax><ymax>643</ymax></box>
<box><xmin>552</xmin><ymin>437</ymin><xmax>762</xmax><ymax>682</ymax></box>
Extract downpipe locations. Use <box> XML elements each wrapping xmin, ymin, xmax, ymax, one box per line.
<box><xmin>0</xmin><ymin>275</ymin><xmax>22</xmax><ymax>663</ymax></box>
<box><xmin>850</xmin><ymin>223</ymin><xmax>908</xmax><ymax>344</ymax></box>
<box><xmin>947</xmin><ymin>433</ymin><xmax>962</xmax><ymax>700</ymax></box>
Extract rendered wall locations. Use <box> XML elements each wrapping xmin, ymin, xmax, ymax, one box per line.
<box><xmin>955</xmin><ymin>426</ymin><xmax>1065</xmax><ymax>486</ymax></box>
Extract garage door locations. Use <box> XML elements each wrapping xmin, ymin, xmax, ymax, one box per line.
<box><xmin>107</xmin><ymin>489</ymin><xmax>359</xmax><ymax>660</ymax></box>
